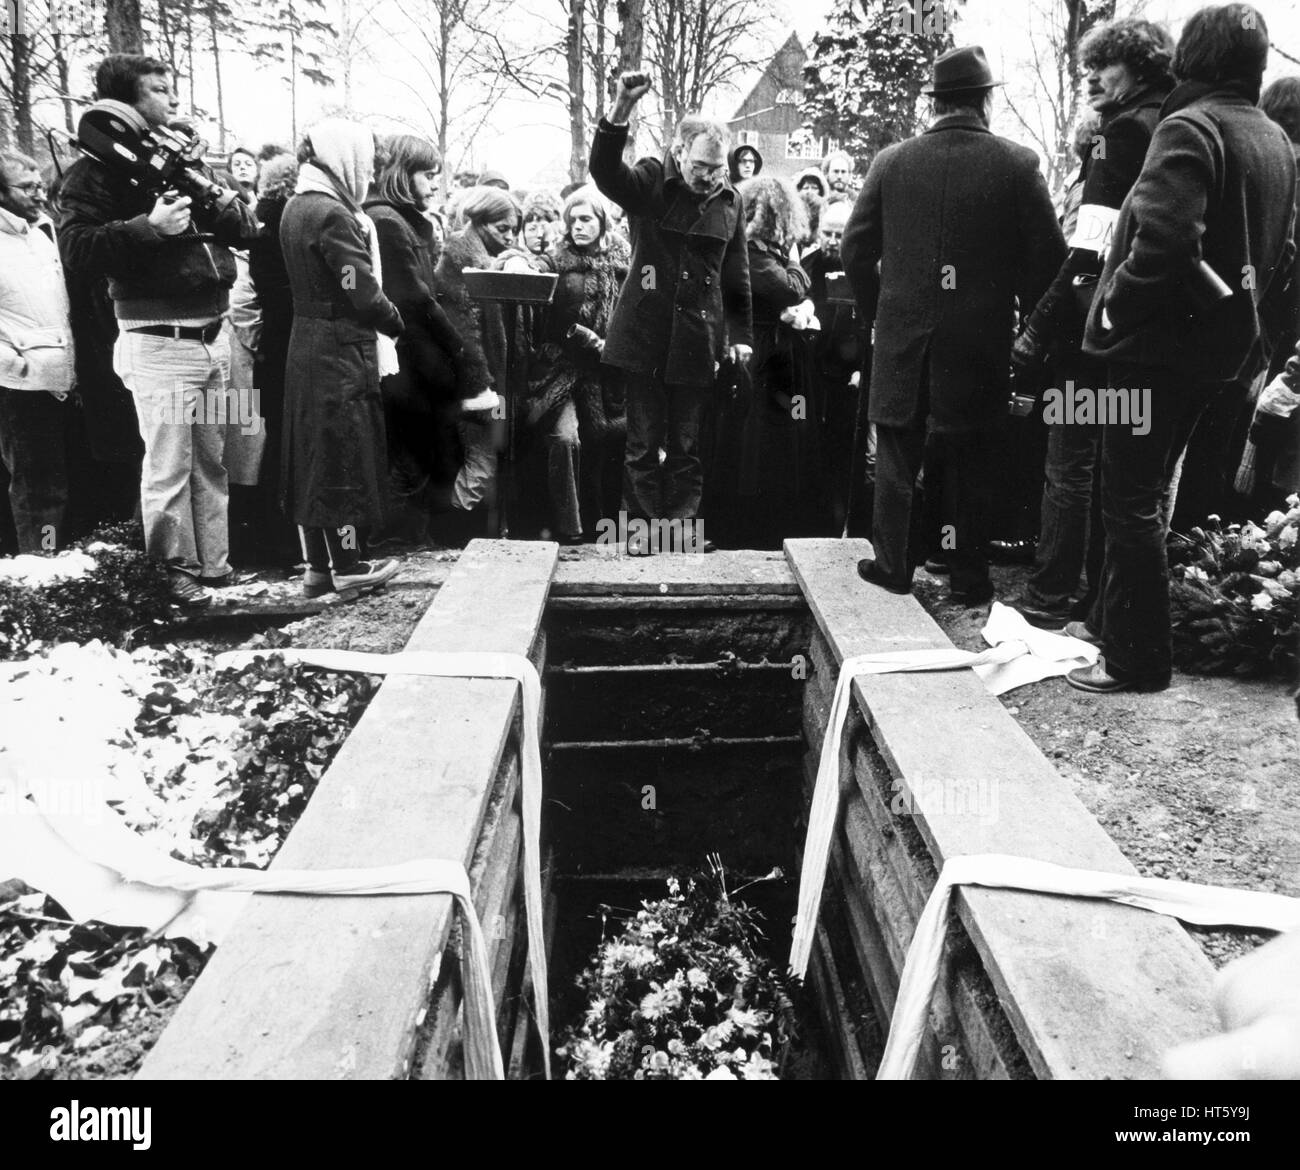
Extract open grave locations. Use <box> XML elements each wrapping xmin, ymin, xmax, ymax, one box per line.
<box><xmin>129</xmin><ymin>538</ymin><xmax>1222</xmax><ymax>1080</ymax></box>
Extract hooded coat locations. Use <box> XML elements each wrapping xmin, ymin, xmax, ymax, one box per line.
<box><xmin>278</xmin><ymin>124</ymin><xmax>404</xmax><ymax>528</ymax></box>
<box><xmin>793</xmin><ymin>168</ymin><xmax>828</xmax><ymax>198</ymax></box>
<box><xmin>728</xmin><ymin>144</ymin><xmax>764</xmax><ymax>185</ymax></box>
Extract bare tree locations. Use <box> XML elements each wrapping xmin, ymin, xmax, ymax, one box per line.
<box><xmin>638</xmin><ymin>0</ymin><xmax>778</xmax><ymax>151</ymax></box>
<box><xmin>106</xmin><ymin>0</ymin><xmax>145</xmax><ymax>53</ymax></box>
<box><xmin>383</xmin><ymin>0</ymin><xmax>544</xmax><ymax>199</ymax></box>
<box><xmin>999</xmin><ymin>0</ymin><xmax>1121</xmax><ymax>199</ymax></box>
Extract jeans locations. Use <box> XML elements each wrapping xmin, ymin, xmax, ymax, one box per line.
<box><xmin>623</xmin><ymin>372</ymin><xmax>709</xmax><ymax>521</ymax></box>
<box><xmin>114</xmin><ymin>329</ymin><xmax>231</xmax><ymax>579</ymax></box>
<box><xmin>1095</xmin><ymin>364</ymin><xmax>1224</xmax><ymax>680</ymax></box>
<box><xmin>873</xmin><ymin>425</ymin><xmax>993</xmax><ymax>594</ymax></box>
<box><xmin>1024</xmin><ymin>362</ymin><xmax>1104</xmax><ymax>619</ymax></box>
<box><xmin>452</xmin><ymin>416</ymin><xmax>498</xmax><ymax>512</ymax></box>
<box><xmin>541</xmin><ymin>398</ymin><xmax>582</xmax><ymax>538</ymax></box>
<box><xmin>0</xmin><ymin>388</ymin><xmax>69</xmax><ymax>553</ymax></box>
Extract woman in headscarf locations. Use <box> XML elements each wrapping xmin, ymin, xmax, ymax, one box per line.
<box><xmin>708</xmin><ymin>175</ymin><xmax>830</xmax><ymax>549</ymax></box>
<box><xmin>524</xmin><ymin>186</ymin><xmax>630</xmax><ymax>539</ymax></box>
<box><xmin>364</xmin><ymin>134</ymin><xmax>467</xmax><ymax>546</ymax></box>
<box><xmin>279</xmin><ymin>118</ymin><xmax>404</xmax><ymax>599</ymax></box>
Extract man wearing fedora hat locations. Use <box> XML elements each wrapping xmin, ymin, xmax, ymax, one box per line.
<box><xmin>842</xmin><ymin>45</ymin><xmax>1064</xmax><ymax>603</ymax></box>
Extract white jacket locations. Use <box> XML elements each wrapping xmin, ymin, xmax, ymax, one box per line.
<box><xmin>0</xmin><ymin>207</ymin><xmax>74</xmax><ymax>393</ymax></box>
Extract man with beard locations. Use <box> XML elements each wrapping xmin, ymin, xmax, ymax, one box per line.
<box><xmin>589</xmin><ymin>71</ymin><xmax>753</xmax><ymax>555</ymax></box>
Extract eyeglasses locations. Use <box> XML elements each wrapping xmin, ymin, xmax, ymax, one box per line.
<box><xmin>686</xmin><ymin>161</ymin><xmax>724</xmax><ymax>179</ymax></box>
<box><xmin>9</xmin><ymin>180</ymin><xmax>44</xmax><ymax>193</ymax></box>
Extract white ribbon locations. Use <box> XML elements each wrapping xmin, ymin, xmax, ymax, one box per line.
<box><xmin>878</xmin><ymin>854</ymin><xmax>1300</xmax><ymax>1080</ymax></box>
<box><xmin>1</xmin><ymin>648</ymin><xmax>550</xmax><ymax>1081</ymax></box>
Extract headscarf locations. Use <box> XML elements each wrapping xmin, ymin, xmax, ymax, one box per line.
<box><xmin>295</xmin><ymin>119</ymin><xmax>399</xmax><ymax>376</ymax></box>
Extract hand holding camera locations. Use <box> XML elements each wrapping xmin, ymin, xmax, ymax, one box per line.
<box><xmin>149</xmin><ymin>191</ymin><xmax>192</xmax><ymax>236</ymax></box>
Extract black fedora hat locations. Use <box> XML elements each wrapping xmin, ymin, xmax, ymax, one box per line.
<box><xmin>922</xmin><ymin>45</ymin><xmax>1003</xmax><ymax>95</ymax></box>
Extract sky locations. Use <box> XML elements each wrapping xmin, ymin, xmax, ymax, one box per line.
<box><xmin>88</xmin><ymin>0</ymin><xmax>1300</xmax><ymax>188</ymax></box>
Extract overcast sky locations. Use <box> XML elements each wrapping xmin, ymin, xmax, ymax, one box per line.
<box><xmin>202</xmin><ymin>0</ymin><xmax>1300</xmax><ymax>186</ymax></box>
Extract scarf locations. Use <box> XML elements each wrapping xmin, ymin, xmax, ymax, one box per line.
<box><xmin>295</xmin><ymin>122</ymin><xmax>399</xmax><ymax>377</ymax></box>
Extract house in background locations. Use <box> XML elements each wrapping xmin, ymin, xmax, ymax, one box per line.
<box><xmin>728</xmin><ymin>33</ymin><xmax>838</xmax><ymax>180</ymax></box>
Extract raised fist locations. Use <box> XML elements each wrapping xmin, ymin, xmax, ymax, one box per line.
<box><xmin>617</xmin><ymin>71</ymin><xmax>652</xmax><ymax>103</ymax></box>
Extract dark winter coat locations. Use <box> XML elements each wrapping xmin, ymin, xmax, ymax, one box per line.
<box><xmin>434</xmin><ymin>226</ymin><xmax>508</xmax><ymax>398</ymax></box>
<box><xmin>278</xmin><ymin>190</ymin><xmax>403</xmax><ymax>528</ymax></box>
<box><xmin>842</xmin><ymin>113</ymin><xmax>1065</xmax><ymax>433</ymax></box>
<box><xmin>802</xmin><ymin>246</ymin><xmax>865</xmax><ymax>381</ymax></box>
<box><xmin>1028</xmin><ymin>79</ymin><xmax>1172</xmax><ymax>353</ymax></box>
<box><xmin>58</xmin><ymin>154</ymin><xmax>259</xmax><ymax>320</ymax></box>
<box><xmin>364</xmin><ymin>199</ymin><xmax>466</xmax><ymax>407</ymax></box>
<box><xmin>1083</xmin><ymin>83</ymin><xmax>1297</xmax><ymax>381</ymax></box>
<box><xmin>249</xmin><ymin>194</ymin><xmax>294</xmax><ymax>352</ymax></box>
<box><xmin>589</xmin><ymin>117</ymin><xmax>753</xmax><ymax>388</ymax></box>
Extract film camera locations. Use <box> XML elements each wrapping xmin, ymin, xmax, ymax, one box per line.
<box><xmin>75</xmin><ymin>100</ymin><xmax>231</xmax><ymax>214</ymax></box>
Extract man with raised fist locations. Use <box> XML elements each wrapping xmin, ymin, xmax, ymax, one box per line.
<box><xmin>589</xmin><ymin>71</ymin><xmax>753</xmax><ymax>555</ymax></box>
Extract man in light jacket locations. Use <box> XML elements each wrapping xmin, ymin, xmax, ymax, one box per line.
<box><xmin>0</xmin><ymin>152</ymin><xmax>74</xmax><ymax>554</ymax></box>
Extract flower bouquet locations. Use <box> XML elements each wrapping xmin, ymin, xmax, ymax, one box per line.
<box><xmin>1168</xmin><ymin>496</ymin><xmax>1299</xmax><ymax>679</ymax></box>
<box><xmin>560</xmin><ymin>867</ymin><xmax>802</xmax><ymax>1080</ymax></box>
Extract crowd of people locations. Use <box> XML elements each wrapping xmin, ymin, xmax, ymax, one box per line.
<box><xmin>1</xmin><ymin>2</ymin><xmax>1298</xmax><ymax>695</ymax></box>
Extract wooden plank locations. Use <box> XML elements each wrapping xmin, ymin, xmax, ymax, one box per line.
<box><xmin>809</xmin><ymin>923</ymin><xmax>872</xmax><ymax>1081</ymax></box>
<box><xmin>548</xmin><ymin>594</ymin><xmax>809</xmax><ymax>612</ymax></box>
<box><xmin>785</xmin><ymin>538</ymin><xmax>1219</xmax><ymax>1080</ymax></box>
<box><xmin>551</xmin><ymin>547</ymin><xmax>800</xmax><ymax>596</ymax></box>
<box><xmin>140</xmin><ymin>540</ymin><xmax>557</xmax><ymax>1080</ymax></box>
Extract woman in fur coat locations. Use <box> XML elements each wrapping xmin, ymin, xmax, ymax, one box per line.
<box><xmin>527</xmin><ymin>188</ymin><xmax>630</xmax><ymax>538</ymax></box>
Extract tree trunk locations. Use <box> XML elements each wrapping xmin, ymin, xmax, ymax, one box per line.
<box><xmin>106</xmin><ymin>0</ymin><xmax>146</xmax><ymax>54</ymax></box>
<box><xmin>341</xmin><ymin>0</ymin><xmax>354</xmax><ymax>110</ymax></box>
<box><xmin>184</xmin><ymin>0</ymin><xmax>196</xmax><ymax>117</ymax></box>
<box><xmin>438</xmin><ymin>11</ymin><xmax>451</xmax><ymax>202</ymax></box>
<box><xmin>593</xmin><ymin>0</ymin><xmax>608</xmax><ymax>124</ymax></box>
<box><xmin>615</xmin><ymin>0</ymin><xmax>644</xmax><ymax>163</ymax></box>
<box><xmin>289</xmin><ymin>8</ymin><xmax>299</xmax><ymax>146</ymax></box>
<box><xmin>53</xmin><ymin>29</ymin><xmax>76</xmax><ymax>134</ymax></box>
<box><xmin>209</xmin><ymin>6</ymin><xmax>227</xmax><ymax>152</ymax></box>
<box><xmin>12</xmin><ymin>31</ymin><xmax>34</xmax><ymax>155</ymax></box>
<box><xmin>567</xmin><ymin>0</ymin><xmax>587</xmax><ymax>183</ymax></box>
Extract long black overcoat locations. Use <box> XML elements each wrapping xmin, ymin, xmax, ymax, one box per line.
<box><xmin>842</xmin><ymin>114</ymin><xmax>1065</xmax><ymax>433</ymax></box>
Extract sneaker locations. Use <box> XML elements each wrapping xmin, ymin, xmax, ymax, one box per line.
<box><xmin>460</xmin><ymin>388</ymin><xmax>501</xmax><ymax>414</ymax></box>
<box><xmin>168</xmin><ymin>572</ymin><xmax>212</xmax><ymax>609</ymax></box>
<box><xmin>331</xmin><ymin>558</ymin><xmax>402</xmax><ymax>600</ymax></box>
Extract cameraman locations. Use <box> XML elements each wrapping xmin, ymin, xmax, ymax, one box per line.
<box><xmin>58</xmin><ymin>54</ymin><xmax>260</xmax><ymax>607</ymax></box>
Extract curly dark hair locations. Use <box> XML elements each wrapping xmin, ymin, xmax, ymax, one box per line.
<box><xmin>1081</xmin><ymin>17</ymin><xmax>1175</xmax><ymax>84</ymax></box>
<box><xmin>739</xmin><ymin>175</ymin><xmax>807</xmax><ymax>254</ymax></box>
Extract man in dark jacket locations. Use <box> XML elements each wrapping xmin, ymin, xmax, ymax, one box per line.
<box><xmin>589</xmin><ymin>71</ymin><xmax>753</xmax><ymax>555</ymax></box>
<box><xmin>1069</xmin><ymin>4</ymin><xmax>1297</xmax><ymax>693</ymax></box>
<box><xmin>1013</xmin><ymin>18</ymin><xmax>1176</xmax><ymax>630</ymax></box>
<box><xmin>843</xmin><ymin>45</ymin><xmax>1065</xmax><ymax>601</ymax></box>
<box><xmin>59</xmin><ymin>54</ymin><xmax>259</xmax><ymax>606</ymax></box>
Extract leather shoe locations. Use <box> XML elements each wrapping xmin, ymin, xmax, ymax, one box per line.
<box><xmin>922</xmin><ymin>556</ymin><xmax>951</xmax><ymax>575</ymax></box>
<box><xmin>1066</xmin><ymin>658</ymin><xmax>1169</xmax><ymax>694</ymax></box>
<box><xmin>949</xmin><ymin>580</ymin><xmax>995</xmax><ymax>606</ymax></box>
<box><xmin>1063</xmin><ymin>621</ymin><xmax>1101</xmax><ymax>647</ymax></box>
<box><xmin>1017</xmin><ymin>601</ymin><xmax>1071</xmax><ymax>630</ymax></box>
<box><xmin>857</xmin><ymin>559</ymin><xmax>911</xmax><ymax>595</ymax></box>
